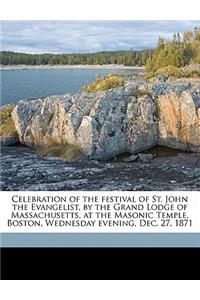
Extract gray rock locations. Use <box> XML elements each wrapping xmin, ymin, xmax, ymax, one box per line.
<box><xmin>1</xmin><ymin>145</ymin><xmax>199</xmax><ymax>191</ymax></box>
<box><xmin>138</xmin><ymin>153</ymin><xmax>154</xmax><ymax>162</ymax></box>
<box><xmin>123</xmin><ymin>154</ymin><xmax>138</xmax><ymax>162</ymax></box>
<box><xmin>196</xmin><ymin>100</ymin><xmax>200</xmax><ymax>109</ymax></box>
<box><xmin>167</xmin><ymin>82</ymin><xmax>191</xmax><ymax>95</ymax></box>
<box><xmin>11</xmin><ymin>78</ymin><xmax>200</xmax><ymax>160</ymax></box>
<box><xmin>155</xmin><ymin>74</ymin><xmax>169</xmax><ymax>83</ymax></box>
<box><xmin>12</xmin><ymin>86</ymin><xmax>158</xmax><ymax>160</ymax></box>
<box><xmin>157</xmin><ymin>90</ymin><xmax>200</xmax><ymax>152</ymax></box>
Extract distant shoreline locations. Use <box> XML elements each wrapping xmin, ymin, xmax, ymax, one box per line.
<box><xmin>0</xmin><ymin>64</ymin><xmax>144</xmax><ymax>71</ymax></box>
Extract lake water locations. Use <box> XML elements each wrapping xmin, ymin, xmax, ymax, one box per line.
<box><xmin>0</xmin><ymin>68</ymin><xmax>138</xmax><ymax>106</ymax></box>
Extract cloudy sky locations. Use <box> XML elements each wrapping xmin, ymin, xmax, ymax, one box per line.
<box><xmin>1</xmin><ymin>20</ymin><xmax>200</xmax><ymax>53</ymax></box>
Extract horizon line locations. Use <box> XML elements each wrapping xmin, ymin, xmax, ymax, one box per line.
<box><xmin>0</xmin><ymin>48</ymin><xmax>154</xmax><ymax>55</ymax></box>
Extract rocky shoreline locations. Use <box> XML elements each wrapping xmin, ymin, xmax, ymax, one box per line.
<box><xmin>1</xmin><ymin>144</ymin><xmax>200</xmax><ymax>191</ymax></box>
<box><xmin>1</xmin><ymin>75</ymin><xmax>200</xmax><ymax>191</ymax></box>
<box><xmin>0</xmin><ymin>64</ymin><xmax>144</xmax><ymax>70</ymax></box>
<box><xmin>11</xmin><ymin>77</ymin><xmax>200</xmax><ymax>158</ymax></box>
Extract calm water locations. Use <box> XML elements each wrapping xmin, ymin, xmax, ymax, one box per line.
<box><xmin>0</xmin><ymin>68</ymin><xmax>138</xmax><ymax>106</ymax></box>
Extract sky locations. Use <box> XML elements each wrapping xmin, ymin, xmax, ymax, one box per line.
<box><xmin>1</xmin><ymin>20</ymin><xmax>200</xmax><ymax>54</ymax></box>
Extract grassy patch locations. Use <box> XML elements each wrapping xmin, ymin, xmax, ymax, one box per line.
<box><xmin>83</xmin><ymin>72</ymin><xmax>125</xmax><ymax>93</ymax></box>
<box><xmin>155</xmin><ymin>66</ymin><xmax>184</xmax><ymax>78</ymax></box>
<box><xmin>37</xmin><ymin>142</ymin><xmax>84</xmax><ymax>161</ymax></box>
<box><xmin>144</xmin><ymin>65</ymin><xmax>200</xmax><ymax>80</ymax></box>
<box><xmin>144</xmin><ymin>66</ymin><xmax>183</xmax><ymax>80</ymax></box>
<box><xmin>182</xmin><ymin>69</ymin><xmax>200</xmax><ymax>78</ymax></box>
<box><xmin>0</xmin><ymin>104</ymin><xmax>17</xmax><ymax>138</ymax></box>
<box><xmin>143</xmin><ymin>71</ymin><xmax>156</xmax><ymax>80</ymax></box>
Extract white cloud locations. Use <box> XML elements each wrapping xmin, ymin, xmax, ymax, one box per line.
<box><xmin>1</xmin><ymin>20</ymin><xmax>200</xmax><ymax>53</ymax></box>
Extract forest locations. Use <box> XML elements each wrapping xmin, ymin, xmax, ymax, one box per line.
<box><xmin>0</xmin><ymin>49</ymin><xmax>153</xmax><ymax>66</ymax></box>
<box><xmin>146</xmin><ymin>27</ymin><xmax>200</xmax><ymax>72</ymax></box>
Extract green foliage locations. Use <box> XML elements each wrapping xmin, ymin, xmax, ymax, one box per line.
<box><xmin>183</xmin><ymin>68</ymin><xmax>200</xmax><ymax>78</ymax></box>
<box><xmin>0</xmin><ymin>49</ymin><xmax>154</xmax><ymax>66</ymax></box>
<box><xmin>155</xmin><ymin>66</ymin><xmax>184</xmax><ymax>78</ymax></box>
<box><xmin>143</xmin><ymin>71</ymin><xmax>156</xmax><ymax>80</ymax></box>
<box><xmin>96</xmin><ymin>72</ymin><xmax>101</xmax><ymax>80</ymax></box>
<box><xmin>146</xmin><ymin>27</ymin><xmax>200</xmax><ymax>74</ymax></box>
<box><xmin>37</xmin><ymin>143</ymin><xmax>84</xmax><ymax>161</ymax></box>
<box><xmin>83</xmin><ymin>73</ymin><xmax>125</xmax><ymax>93</ymax></box>
<box><xmin>144</xmin><ymin>65</ymin><xmax>200</xmax><ymax>80</ymax></box>
<box><xmin>0</xmin><ymin>104</ymin><xmax>17</xmax><ymax>138</ymax></box>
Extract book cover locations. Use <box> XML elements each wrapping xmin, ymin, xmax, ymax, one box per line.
<box><xmin>0</xmin><ymin>18</ymin><xmax>200</xmax><ymax>280</ymax></box>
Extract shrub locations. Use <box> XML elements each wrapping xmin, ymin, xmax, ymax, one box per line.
<box><xmin>183</xmin><ymin>69</ymin><xmax>200</xmax><ymax>78</ymax></box>
<box><xmin>95</xmin><ymin>72</ymin><xmax>101</xmax><ymax>80</ymax></box>
<box><xmin>155</xmin><ymin>66</ymin><xmax>184</xmax><ymax>78</ymax></box>
<box><xmin>143</xmin><ymin>71</ymin><xmax>156</xmax><ymax>80</ymax></box>
<box><xmin>0</xmin><ymin>104</ymin><xmax>17</xmax><ymax>138</ymax></box>
<box><xmin>83</xmin><ymin>73</ymin><xmax>124</xmax><ymax>93</ymax></box>
<box><xmin>144</xmin><ymin>66</ymin><xmax>200</xmax><ymax>80</ymax></box>
<box><xmin>37</xmin><ymin>142</ymin><xmax>84</xmax><ymax>161</ymax></box>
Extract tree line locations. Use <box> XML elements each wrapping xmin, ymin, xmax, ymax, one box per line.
<box><xmin>0</xmin><ymin>49</ymin><xmax>153</xmax><ymax>66</ymax></box>
<box><xmin>1</xmin><ymin>27</ymin><xmax>199</xmax><ymax>68</ymax></box>
<box><xmin>146</xmin><ymin>27</ymin><xmax>200</xmax><ymax>72</ymax></box>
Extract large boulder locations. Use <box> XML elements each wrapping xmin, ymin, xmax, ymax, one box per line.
<box><xmin>11</xmin><ymin>79</ymin><xmax>200</xmax><ymax>160</ymax></box>
<box><xmin>155</xmin><ymin>85</ymin><xmax>200</xmax><ymax>152</ymax></box>
<box><xmin>12</xmin><ymin>83</ymin><xmax>158</xmax><ymax>160</ymax></box>
<box><xmin>12</xmin><ymin>94</ymin><xmax>97</xmax><ymax>147</ymax></box>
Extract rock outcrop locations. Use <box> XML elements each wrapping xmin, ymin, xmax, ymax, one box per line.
<box><xmin>1</xmin><ymin>145</ymin><xmax>200</xmax><ymax>191</ymax></box>
<box><xmin>151</xmin><ymin>82</ymin><xmax>200</xmax><ymax>152</ymax></box>
<box><xmin>157</xmin><ymin>91</ymin><xmax>200</xmax><ymax>152</ymax></box>
<box><xmin>11</xmin><ymin>79</ymin><xmax>200</xmax><ymax>160</ymax></box>
<box><xmin>12</xmin><ymin>81</ymin><xmax>158</xmax><ymax>160</ymax></box>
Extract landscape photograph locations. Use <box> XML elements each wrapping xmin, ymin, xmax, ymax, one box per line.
<box><xmin>0</xmin><ymin>20</ymin><xmax>200</xmax><ymax>191</ymax></box>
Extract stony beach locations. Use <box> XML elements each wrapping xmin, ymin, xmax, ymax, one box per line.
<box><xmin>1</xmin><ymin>145</ymin><xmax>199</xmax><ymax>191</ymax></box>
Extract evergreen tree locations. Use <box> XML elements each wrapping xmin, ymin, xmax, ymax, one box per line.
<box><xmin>146</xmin><ymin>26</ymin><xmax>200</xmax><ymax>72</ymax></box>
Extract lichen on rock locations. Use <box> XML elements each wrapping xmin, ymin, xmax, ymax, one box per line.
<box><xmin>157</xmin><ymin>89</ymin><xmax>200</xmax><ymax>152</ymax></box>
<box><xmin>10</xmin><ymin>79</ymin><xmax>200</xmax><ymax>160</ymax></box>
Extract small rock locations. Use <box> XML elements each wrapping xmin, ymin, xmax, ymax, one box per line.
<box><xmin>195</xmin><ymin>100</ymin><xmax>200</xmax><ymax>109</ymax></box>
<box><xmin>123</xmin><ymin>154</ymin><xmax>138</xmax><ymax>162</ymax></box>
<box><xmin>0</xmin><ymin>181</ymin><xmax>6</xmax><ymax>190</ymax></box>
<box><xmin>155</xmin><ymin>74</ymin><xmax>169</xmax><ymax>83</ymax></box>
<box><xmin>138</xmin><ymin>153</ymin><xmax>154</xmax><ymax>162</ymax></box>
<box><xmin>132</xmin><ymin>184</ymin><xmax>144</xmax><ymax>190</ymax></box>
<box><xmin>170</xmin><ymin>180</ymin><xmax>177</xmax><ymax>184</ymax></box>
